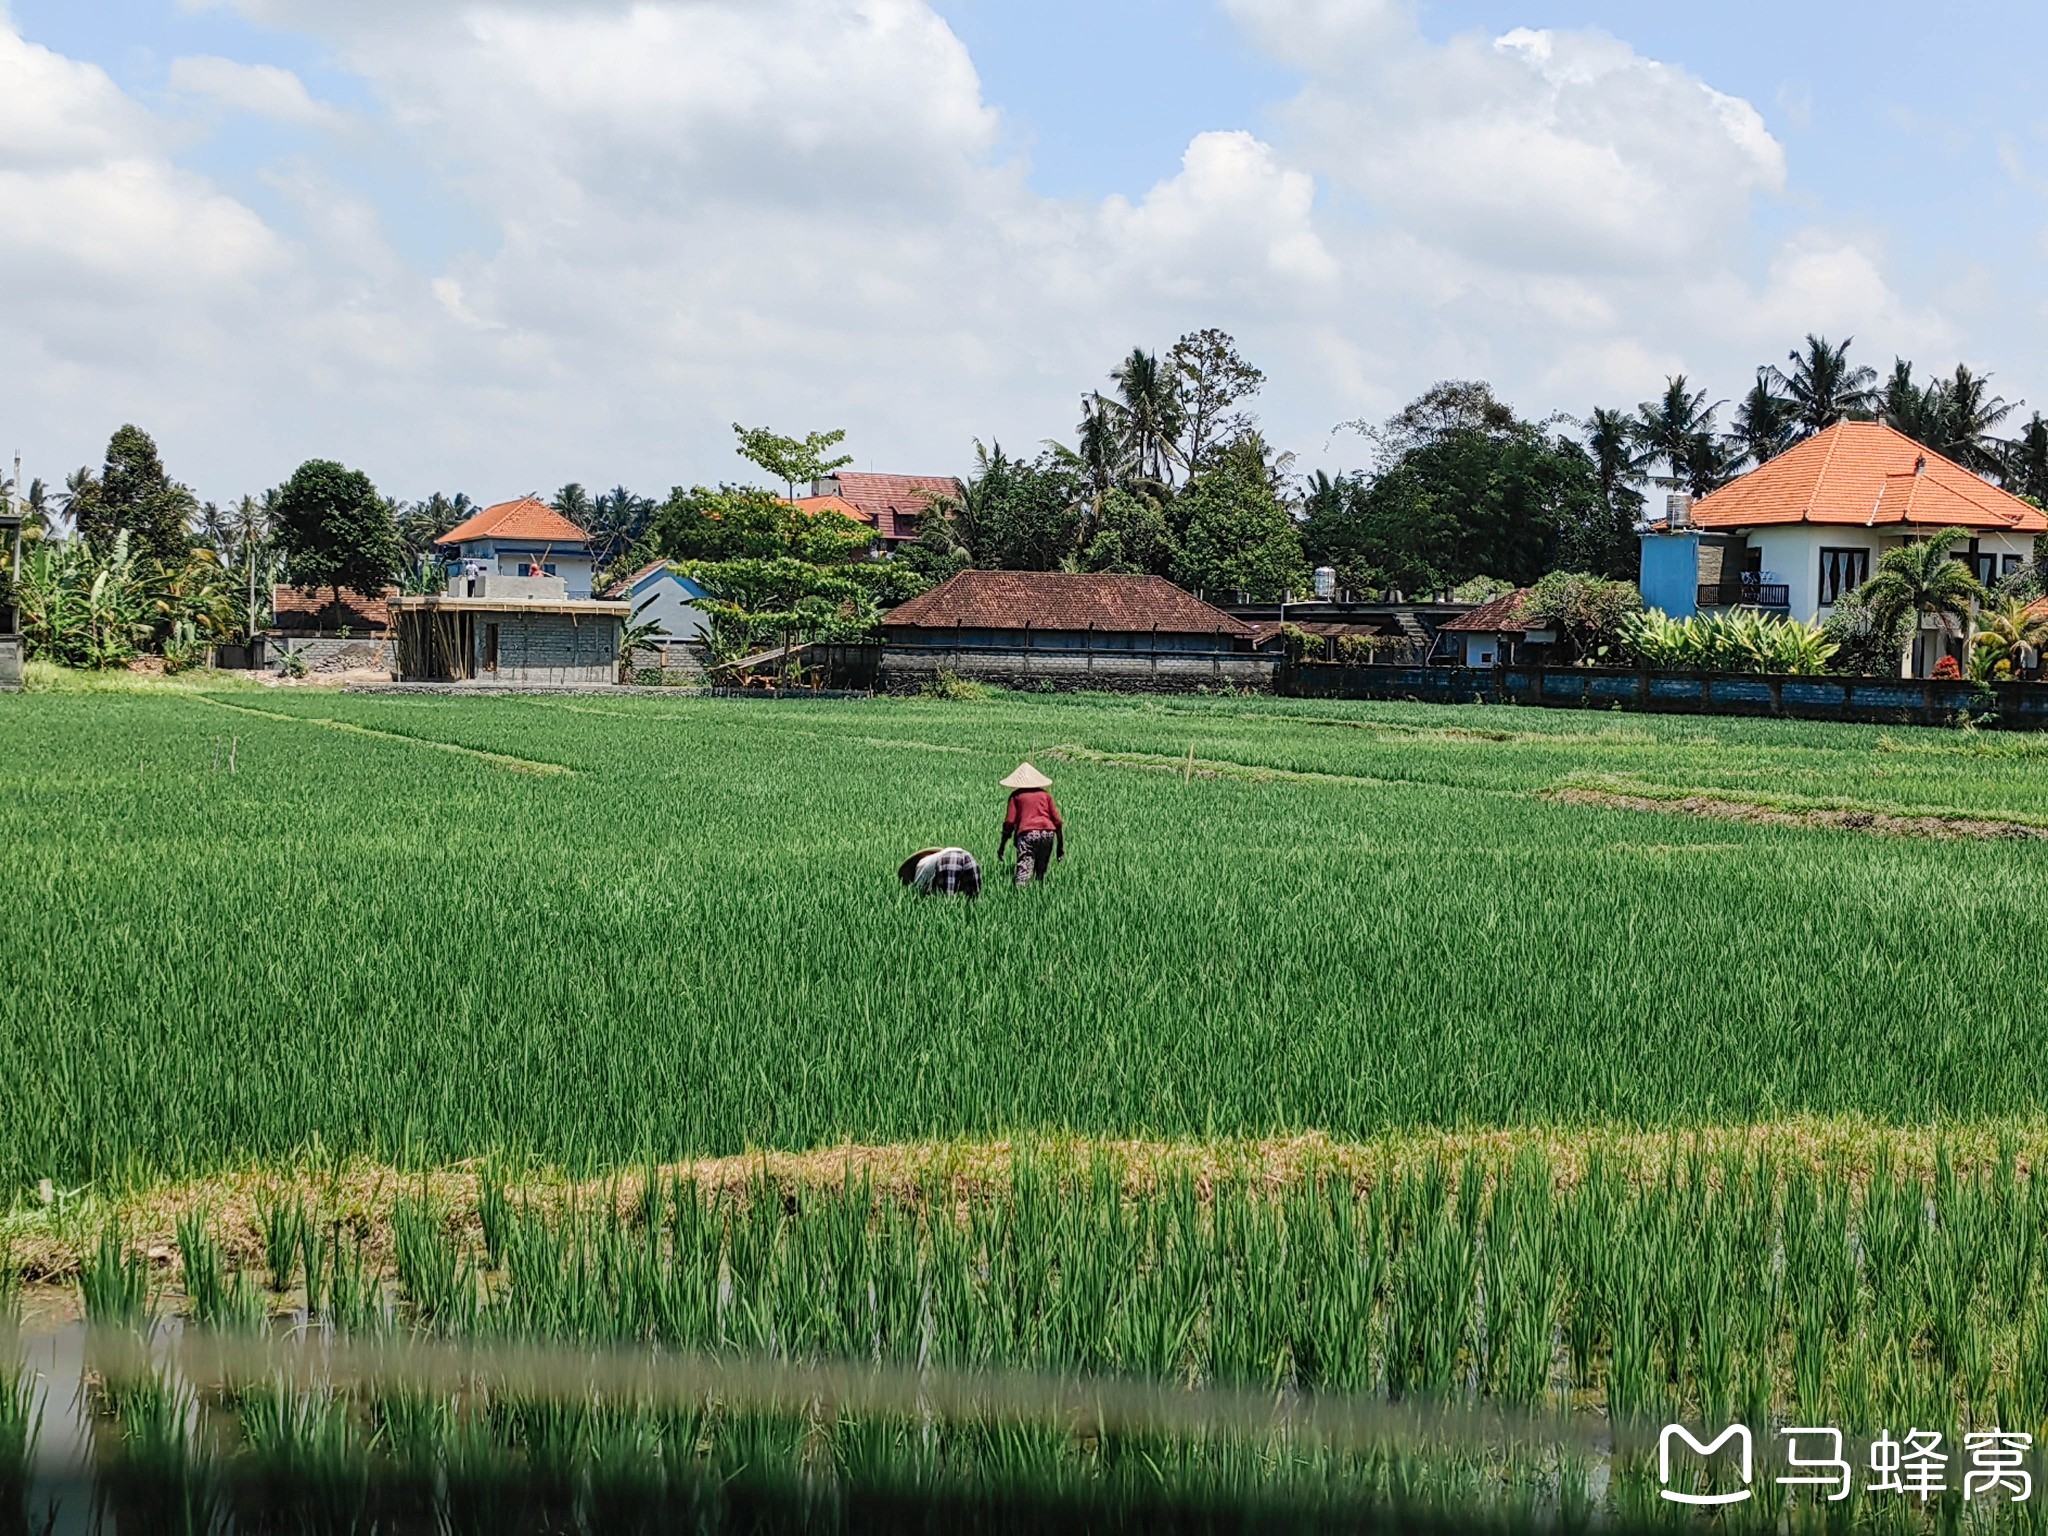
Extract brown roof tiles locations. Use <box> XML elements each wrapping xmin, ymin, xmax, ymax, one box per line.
<box><xmin>884</xmin><ymin>570</ymin><xmax>1255</xmax><ymax>637</ymax></box>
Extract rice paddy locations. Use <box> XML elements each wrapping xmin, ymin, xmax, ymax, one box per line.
<box><xmin>10</xmin><ymin>681</ymin><xmax>2048</xmax><ymax>1525</ymax></box>
<box><xmin>3</xmin><ymin>685</ymin><xmax>2047</xmax><ymax>1190</ymax></box>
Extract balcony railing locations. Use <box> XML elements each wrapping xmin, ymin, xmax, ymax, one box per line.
<box><xmin>1698</xmin><ymin>582</ymin><xmax>1789</xmax><ymax>609</ymax></box>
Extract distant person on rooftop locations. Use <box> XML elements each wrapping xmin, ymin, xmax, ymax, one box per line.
<box><xmin>897</xmin><ymin>846</ymin><xmax>982</xmax><ymax>897</ymax></box>
<box><xmin>998</xmin><ymin>763</ymin><xmax>1064</xmax><ymax>886</ymax></box>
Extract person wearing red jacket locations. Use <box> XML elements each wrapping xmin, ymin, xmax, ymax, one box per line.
<box><xmin>997</xmin><ymin>762</ymin><xmax>1064</xmax><ymax>886</ymax></box>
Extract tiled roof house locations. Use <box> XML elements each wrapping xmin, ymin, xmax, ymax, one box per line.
<box><xmin>436</xmin><ymin>497</ymin><xmax>599</xmax><ymax>597</ymax></box>
<box><xmin>1641</xmin><ymin>422</ymin><xmax>2045</xmax><ymax>634</ymax></box>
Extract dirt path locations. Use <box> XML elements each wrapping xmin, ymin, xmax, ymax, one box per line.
<box><xmin>1549</xmin><ymin>786</ymin><xmax>2048</xmax><ymax>841</ymax></box>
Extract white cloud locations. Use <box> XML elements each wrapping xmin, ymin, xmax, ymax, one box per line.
<box><xmin>168</xmin><ymin>55</ymin><xmax>341</xmax><ymax>128</ymax></box>
<box><xmin>0</xmin><ymin>0</ymin><xmax>2001</xmax><ymax>506</ymax></box>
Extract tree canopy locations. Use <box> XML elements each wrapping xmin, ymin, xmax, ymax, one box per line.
<box><xmin>271</xmin><ymin>459</ymin><xmax>402</xmax><ymax>610</ymax></box>
<box><xmin>69</xmin><ymin>425</ymin><xmax>196</xmax><ymax>567</ymax></box>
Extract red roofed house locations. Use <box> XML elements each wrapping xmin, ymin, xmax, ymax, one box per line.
<box><xmin>809</xmin><ymin>472</ymin><xmax>962</xmax><ymax>554</ymax></box>
<box><xmin>1641</xmin><ymin>422</ymin><xmax>2046</xmax><ymax>656</ymax></box>
<box><xmin>436</xmin><ymin>496</ymin><xmax>599</xmax><ymax>597</ymax></box>
<box><xmin>1432</xmin><ymin>588</ymin><xmax>1555</xmax><ymax>668</ymax></box>
<box><xmin>880</xmin><ymin>570</ymin><xmax>1266</xmax><ymax>691</ymax></box>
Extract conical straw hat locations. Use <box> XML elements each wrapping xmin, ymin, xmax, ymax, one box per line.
<box><xmin>898</xmin><ymin>848</ymin><xmax>945</xmax><ymax>884</ymax></box>
<box><xmin>1001</xmin><ymin>762</ymin><xmax>1053</xmax><ymax>790</ymax></box>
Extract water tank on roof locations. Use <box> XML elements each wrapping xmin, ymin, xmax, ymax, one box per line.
<box><xmin>1666</xmin><ymin>493</ymin><xmax>1693</xmax><ymax>529</ymax></box>
<box><xmin>1313</xmin><ymin>566</ymin><xmax>1337</xmax><ymax>600</ymax></box>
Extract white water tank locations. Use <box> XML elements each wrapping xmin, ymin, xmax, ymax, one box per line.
<box><xmin>1666</xmin><ymin>493</ymin><xmax>1693</xmax><ymax>529</ymax></box>
<box><xmin>1313</xmin><ymin>566</ymin><xmax>1337</xmax><ymax>599</ymax></box>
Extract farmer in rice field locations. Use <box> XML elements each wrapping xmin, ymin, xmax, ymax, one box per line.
<box><xmin>898</xmin><ymin>846</ymin><xmax>982</xmax><ymax>897</ymax></box>
<box><xmin>997</xmin><ymin>763</ymin><xmax>1064</xmax><ymax>886</ymax></box>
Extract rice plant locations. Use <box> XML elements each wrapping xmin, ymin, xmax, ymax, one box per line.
<box><xmin>9</xmin><ymin>691</ymin><xmax>2048</xmax><ymax>1187</ymax></box>
<box><xmin>78</xmin><ymin>1225</ymin><xmax>152</xmax><ymax>1332</ymax></box>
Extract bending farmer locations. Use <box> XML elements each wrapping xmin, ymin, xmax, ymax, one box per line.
<box><xmin>998</xmin><ymin>763</ymin><xmax>1064</xmax><ymax>886</ymax></box>
<box><xmin>898</xmin><ymin>847</ymin><xmax>982</xmax><ymax>897</ymax></box>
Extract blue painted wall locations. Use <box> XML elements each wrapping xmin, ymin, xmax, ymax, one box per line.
<box><xmin>1639</xmin><ymin>533</ymin><xmax>1700</xmax><ymax>618</ymax></box>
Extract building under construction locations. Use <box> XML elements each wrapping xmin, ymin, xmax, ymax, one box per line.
<box><xmin>388</xmin><ymin>572</ymin><xmax>629</xmax><ymax>686</ymax></box>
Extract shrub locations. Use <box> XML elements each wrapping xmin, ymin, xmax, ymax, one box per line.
<box><xmin>1617</xmin><ymin>609</ymin><xmax>1838</xmax><ymax>675</ymax></box>
<box><xmin>921</xmin><ymin>669</ymin><xmax>989</xmax><ymax>701</ymax></box>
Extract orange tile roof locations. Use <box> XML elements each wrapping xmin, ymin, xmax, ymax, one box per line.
<box><xmin>436</xmin><ymin>496</ymin><xmax>593</xmax><ymax>548</ymax></box>
<box><xmin>785</xmin><ymin>494</ymin><xmax>875</xmax><ymax>525</ymax></box>
<box><xmin>1689</xmin><ymin>421</ymin><xmax>2045</xmax><ymax>533</ymax></box>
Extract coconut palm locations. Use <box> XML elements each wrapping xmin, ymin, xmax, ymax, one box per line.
<box><xmin>1932</xmin><ymin>364</ymin><xmax>2019</xmax><ymax>477</ymax></box>
<box><xmin>1970</xmin><ymin>596</ymin><xmax>2048</xmax><ymax>680</ymax></box>
<box><xmin>1731</xmin><ymin>372</ymin><xmax>1796</xmax><ymax>467</ymax></box>
<box><xmin>1100</xmin><ymin>348</ymin><xmax>1185</xmax><ymax>485</ymax></box>
<box><xmin>1634</xmin><ymin>376</ymin><xmax>1722</xmax><ymax>486</ymax></box>
<box><xmin>1879</xmin><ymin>358</ymin><xmax>1944</xmax><ymax>447</ymax></box>
<box><xmin>1858</xmin><ymin>527</ymin><xmax>1988</xmax><ymax>677</ymax></box>
<box><xmin>2002</xmin><ymin>412</ymin><xmax>2048</xmax><ymax>504</ymax></box>
<box><xmin>1769</xmin><ymin>335</ymin><xmax>1877</xmax><ymax>439</ymax></box>
<box><xmin>1584</xmin><ymin>406</ymin><xmax>1650</xmax><ymax>508</ymax></box>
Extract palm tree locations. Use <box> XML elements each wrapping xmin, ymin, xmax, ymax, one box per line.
<box><xmin>1634</xmin><ymin>376</ymin><xmax>1722</xmax><ymax>487</ymax></box>
<box><xmin>1769</xmin><ymin>335</ymin><xmax>1877</xmax><ymax>439</ymax></box>
<box><xmin>1859</xmin><ymin>527</ymin><xmax>1987</xmax><ymax>677</ymax></box>
<box><xmin>1731</xmin><ymin>373</ymin><xmax>1796</xmax><ymax>467</ymax></box>
<box><xmin>1970</xmin><ymin>596</ymin><xmax>2048</xmax><ymax>680</ymax></box>
<box><xmin>1932</xmin><ymin>364</ymin><xmax>2019</xmax><ymax>477</ymax></box>
<box><xmin>1879</xmin><ymin>358</ymin><xmax>1943</xmax><ymax>447</ymax></box>
<box><xmin>1679</xmin><ymin>432</ymin><xmax>1744</xmax><ymax>497</ymax></box>
<box><xmin>2001</xmin><ymin>412</ymin><xmax>2048</xmax><ymax>504</ymax></box>
<box><xmin>1100</xmin><ymin>348</ymin><xmax>1185</xmax><ymax>485</ymax></box>
<box><xmin>1584</xmin><ymin>406</ymin><xmax>1650</xmax><ymax>507</ymax></box>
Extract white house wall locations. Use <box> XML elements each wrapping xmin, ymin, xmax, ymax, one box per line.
<box><xmin>1747</xmin><ymin>526</ymin><xmax>2033</xmax><ymax>622</ymax></box>
<box><xmin>630</xmin><ymin>576</ymin><xmax>711</xmax><ymax>642</ymax></box>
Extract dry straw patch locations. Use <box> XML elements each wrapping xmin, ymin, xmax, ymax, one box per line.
<box><xmin>11</xmin><ymin>1117</ymin><xmax>2048</xmax><ymax>1287</ymax></box>
<box><xmin>1550</xmin><ymin>785</ymin><xmax>2048</xmax><ymax>841</ymax></box>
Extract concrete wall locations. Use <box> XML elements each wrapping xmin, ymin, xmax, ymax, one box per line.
<box><xmin>629</xmin><ymin>574</ymin><xmax>711</xmax><ymax>642</ymax></box>
<box><xmin>477</xmin><ymin>610</ymin><xmax>620</xmax><ymax>685</ymax></box>
<box><xmin>880</xmin><ymin>645</ymin><xmax>1272</xmax><ymax>694</ymax></box>
<box><xmin>0</xmin><ymin>637</ymin><xmax>20</xmax><ymax>691</ymax></box>
<box><xmin>884</xmin><ymin>626</ymin><xmax>1247</xmax><ymax>654</ymax></box>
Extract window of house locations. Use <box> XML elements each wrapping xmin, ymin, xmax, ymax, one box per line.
<box><xmin>1817</xmin><ymin>547</ymin><xmax>1870</xmax><ymax>606</ymax></box>
<box><xmin>2006</xmin><ymin>554</ymin><xmax>2027</xmax><ymax>577</ymax></box>
<box><xmin>1972</xmin><ymin>551</ymin><xmax>1998</xmax><ymax>585</ymax></box>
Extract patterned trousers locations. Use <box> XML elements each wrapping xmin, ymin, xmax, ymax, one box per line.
<box><xmin>1013</xmin><ymin>830</ymin><xmax>1056</xmax><ymax>885</ymax></box>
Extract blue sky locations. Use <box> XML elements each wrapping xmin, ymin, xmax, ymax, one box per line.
<box><xmin>1</xmin><ymin>0</ymin><xmax>2043</xmax><ymax>501</ymax></box>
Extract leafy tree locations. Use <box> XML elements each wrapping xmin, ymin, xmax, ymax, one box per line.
<box><xmin>589</xmin><ymin>486</ymin><xmax>656</xmax><ymax>572</ymax></box>
<box><xmin>1518</xmin><ymin>571</ymin><xmax>1643</xmax><ymax>664</ymax></box>
<box><xmin>1171</xmin><ymin>438</ymin><xmax>1306</xmax><ymax>599</ymax></box>
<box><xmin>1769</xmin><ymin>334</ymin><xmax>1877</xmax><ymax>439</ymax></box>
<box><xmin>72</xmin><ymin>425</ymin><xmax>196</xmax><ymax>567</ymax></box>
<box><xmin>1168</xmin><ymin>328</ymin><xmax>1264</xmax><ymax>472</ymax></box>
<box><xmin>270</xmin><ymin>459</ymin><xmax>403</xmax><ymax>619</ymax></box>
<box><xmin>944</xmin><ymin>443</ymin><xmax>1083</xmax><ymax>571</ymax></box>
<box><xmin>1820</xmin><ymin>586</ymin><xmax>1913</xmax><ymax>677</ymax></box>
<box><xmin>1329</xmin><ymin>385</ymin><xmax>1606</xmax><ymax>588</ymax></box>
<box><xmin>1079</xmin><ymin>487</ymin><xmax>1178</xmax><ymax>577</ymax></box>
<box><xmin>654</xmin><ymin>485</ymin><xmax>870</xmax><ymax>565</ymax></box>
<box><xmin>731</xmin><ymin>423</ymin><xmax>855</xmax><ymax>500</ymax></box>
<box><xmin>1858</xmin><ymin>527</ymin><xmax>1986</xmax><ymax>677</ymax></box>
<box><xmin>1880</xmin><ymin>359</ymin><xmax>1944</xmax><ymax>447</ymax></box>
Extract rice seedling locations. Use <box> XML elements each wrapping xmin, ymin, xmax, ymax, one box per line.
<box><xmin>78</xmin><ymin>1225</ymin><xmax>152</xmax><ymax>1332</ymax></box>
<box><xmin>8</xmin><ymin>690</ymin><xmax>2048</xmax><ymax>1187</ymax></box>
<box><xmin>174</xmin><ymin>1210</ymin><xmax>264</xmax><ymax>1334</ymax></box>
<box><xmin>258</xmin><ymin>1191</ymin><xmax>309</xmax><ymax>1295</ymax></box>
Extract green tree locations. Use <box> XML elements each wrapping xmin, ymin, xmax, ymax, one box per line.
<box><xmin>1732</xmin><ymin>373</ymin><xmax>1796</xmax><ymax>466</ymax></box>
<box><xmin>1171</xmin><ymin>439</ymin><xmax>1306</xmax><ymax>599</ymax></box>
<box><xmin>2003</xmin><ymin>413</ymin><xmax>2048</xmax><ymax>504</ymax></box>
<box><xmin>944</xmin><ymin>443</ymin><xmax>1083</xmax><ymax>571</ymax></box>
<box><xmin>271</xmin><ymin>460</ymin><xmax>402</xmax><ymax>620</ymax></box>
<box><xmin>1168</xmin><ymin>328</ymin><xmax>1264</xmax><ymax>472</ymax></box>
<box><xmin>1079</xmin><ymin>486</ymin><xmax>1178</xmax><ymax>577</ymax></box>
<box><xmin>396</xmin><ymin>492</ymin><xmax>471</xmax><ymax>563</ymax></box>
<box><xmin>1769</xmin><ymin>334</ymin><xmax>1877</xmax><ymax>439</ymax></box>
<box><xmin>1519</xmin><ymin>571</ymin><xmax>1643</xmax><ymax>664</ymax></box>
<box><xmin>731</xmin><ymin>424</ymin><xmax>855</xmax><ymax>500</ymax></box>
<box><xmin>1634</xmin><ymin>376</ymin><xmax>1722</xmax><ymax>490</ymax></box>
<box><xmin>1098</xmin><ymin>349</ymin><xmax>1185</xmax><ymax>486</ymax></box>
<box><xmin>1930</xmin><ymin>364</ymin><xmax>2018</xmax><ymax>476</ymax></box>
<box><xmin>1858</xmin><ymin>527</ymin><xmax>1986</xmax><ymax>677</ymax></box>
<box><xmin>654</xmin><ymin>485</ymin><xmax>869</xmax><ymax>565</ymax></box>
<box><xmin>1880</xmin><ymin>359</ymin><xmax>1944</xmax><ymax>447</ymax></box>
<box><xmin>73</xmin><ymin>425</ymin><xmax>196</xmax><ymax>567</ymax></box>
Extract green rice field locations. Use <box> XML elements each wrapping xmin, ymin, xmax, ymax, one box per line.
<box><xmin>3</xmin><ymin>684</ymin><xmax>2045</xmax><ymax>1189</ymax></box>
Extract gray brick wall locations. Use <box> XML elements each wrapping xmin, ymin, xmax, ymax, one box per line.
<box><xmin>880</xmin><ymin>647</ymin><xmax>1273</xmax><ymax>695</ymax></box>
<box><xmin>0</xmin><ymin>637</ymin><xmax>20</xmax><ymax>692</ymax></box>
<box><xmin>489</xmin><ymin>611</ymin><xmax>620</xmax><ymax>685</ymax></box>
